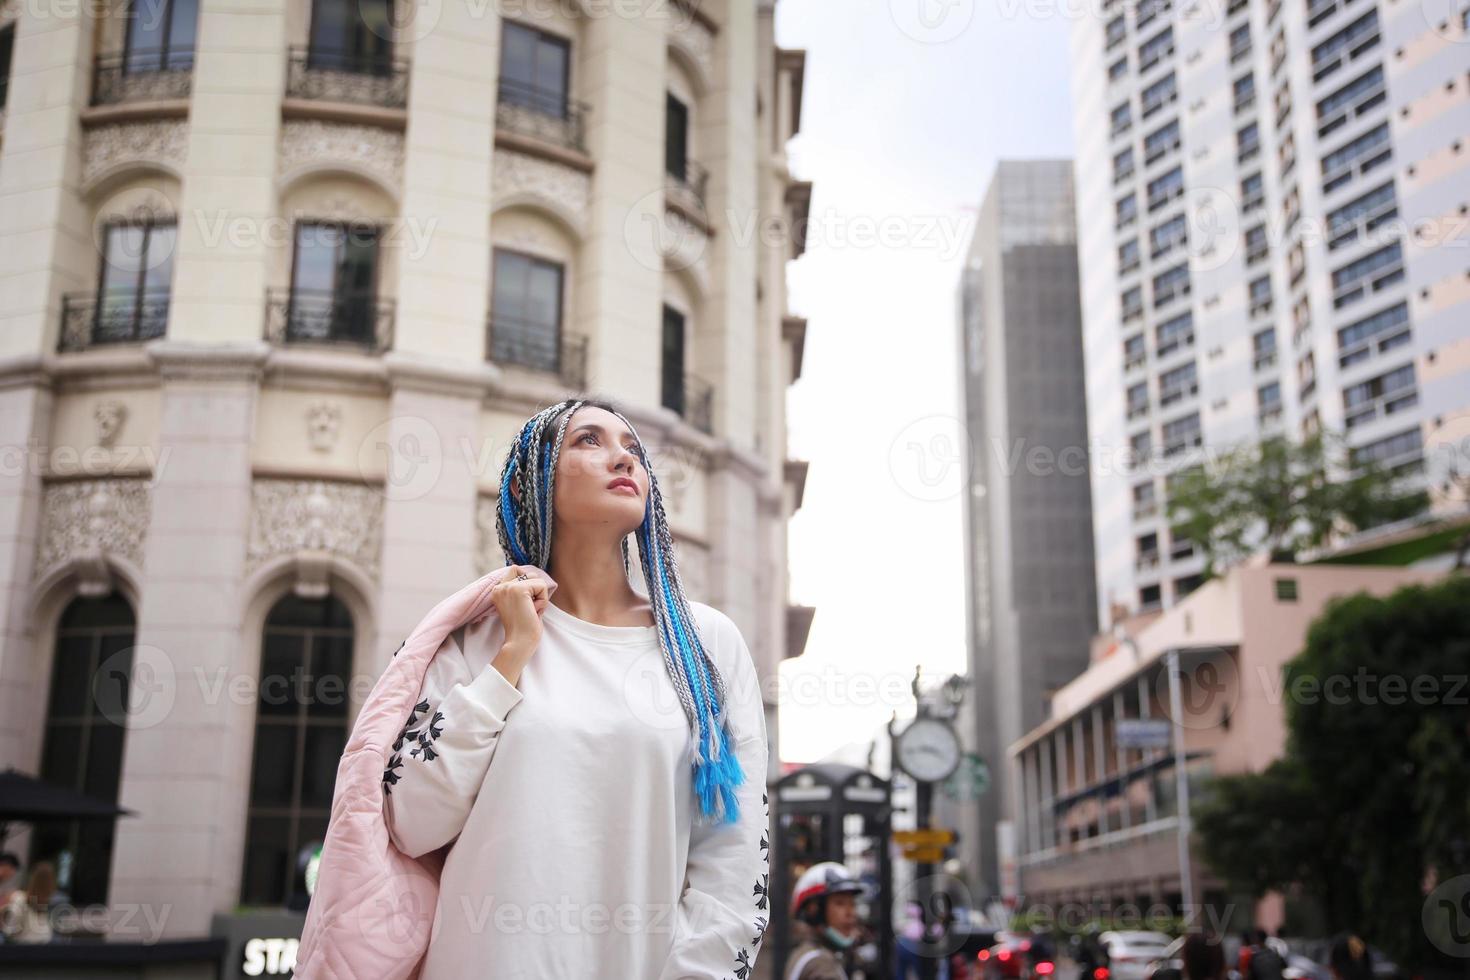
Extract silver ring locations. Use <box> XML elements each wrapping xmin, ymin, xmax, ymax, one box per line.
<box><xmin>515</xmin><ymin>573</ymin><xmax>528</xmax><ymax>581</ymax></box>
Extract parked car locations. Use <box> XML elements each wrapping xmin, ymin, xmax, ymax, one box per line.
<box><xmin>1102</xmin><ymin>931</ymin><xmax>1175</xmax><ymax>980</ymax></box>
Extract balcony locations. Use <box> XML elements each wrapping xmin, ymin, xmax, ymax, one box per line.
<box><xmin>57</xmin><ymin>290</ymin><xmax>170</xmax><ymax>352</ymax></box>
<box><xmin>264</xmin><ymin>288</ymin><xmax>394</xmax><ymax>352</ymax></box>
<box><xmin>91</xmin><ymin>48</ymin><xmax>194</xmax><ymax>106</ymax></box>
<box><xmin>486</xmin><ymin>314</ymin><xmax>588</xmax><ymax>390</ymax></box>
<box><xmin>663</xmin><ymin>372</ymin><xmax>714</xmax><ymax>435</ymax></box>
<box><xmin>495</xmin><ymin>79</ymin><xmax>590</xmax><ymax>154</ymax></box>
<box><xmin>665</xmin><ymin>158</ymin><xmax>710</xmax><ymax>218</ymax></box>
<box><xmin>285</xmin><ymin>46</ymin><xmax>409</xmax><ymax>110</ymax></box>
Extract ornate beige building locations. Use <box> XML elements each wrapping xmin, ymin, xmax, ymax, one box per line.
<box><xmin>0</xmin><ymin>0</ymin><xmax>812</xmax><ymax>954</ymax></box>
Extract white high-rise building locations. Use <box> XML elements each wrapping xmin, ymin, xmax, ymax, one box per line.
<box><xmin>1069</xmin><ymin>0</ymin><xmax>1470</xmax><ymax>620</ymax></box>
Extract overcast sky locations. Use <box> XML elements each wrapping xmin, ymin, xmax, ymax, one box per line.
<box><xmin>773</xmin><ymin>0</ymin><xmax>1078</xmax><ymax>763</ymax></box>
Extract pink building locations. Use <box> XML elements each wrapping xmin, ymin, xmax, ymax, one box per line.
<box><xmin>1006</xmin><ymin>560</ymin><xmax>1444</xmax><ymax>916</ymax></box>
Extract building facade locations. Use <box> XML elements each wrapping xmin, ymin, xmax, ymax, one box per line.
<box><xmin>1006</xmin><ymin>561</ymin><xmax>1443</xmax><ymax>915</ymax></box>
<box><xmin>955</xmin><ymin>160</ymin><xmax>1099</xmax><ymax>899</ymax></box>
<box><xmin>1069</xmin><ymin>0</ymin><xmax>1470</xmax><ymax>623</ymax></box>
<box><xmin>0</xmin><ymin>0</ymin><xmax>812</xmax><ymax>961</ymax></box>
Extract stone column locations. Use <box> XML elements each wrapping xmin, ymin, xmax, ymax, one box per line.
<box><xmin>108</xmin><ymin>346</ymin><xmax>265</xmax><ymax>938</ymax></box>
<box><xmin>166</xmin><ymin>0</ymin><xmax>289</xmax><ymax>344</ymax></box>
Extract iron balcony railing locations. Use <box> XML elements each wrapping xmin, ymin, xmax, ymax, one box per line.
<box><xmin>486</xmin><ymin>313</ymin><xmax>588</xmax><ymax>390</ymax></box>
<box><xmin>285</xmin><ymin>45</ymin><xmax>409</xmax><ymax>109</ymax></box>
<box><xmin>663</xmin><ymin>372</ymin><xmax>713</xmax><ymax>435</ymax></box>
<box><xmin>264</xmin><ymin>287</ymin><xmax>395</xmax><ymax>352</ymax></box>
<box><xmin>494</xmin><ymin>78</ymin><xmax>590</xmax><ymax>153</ymax></box>
<box><xmin>664</xmin><ymin>158</ymin><xmax>710</xmax><ymax>215</ymax></box>
<box><xmin>58</xmin><ymin>290</ymin><xmax>170</xmax><ymax>352</ymax></box>
<box><xmin>91</xmin><ymin>47</ymin><xmax>194</xmax><ymax>105</ymax></box>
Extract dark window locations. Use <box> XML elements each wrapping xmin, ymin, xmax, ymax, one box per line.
<box><xmin>32</xmin><ymin>593</ymin><xmax>137</xmax><ymax>907</ymax></box>
<box><xmin>661</xmin><ymin>304</ymin><xmax>686</xmax><ymax>417</ymax></box>
<box><xmin>0</xmin><ymin>24</ymin><xmax>14</xmax><ymax>109</ymax></box>
<box><xmin>306</xmin><ymin>0</ymin><xmax>392</xmax><ymax>72</ymax></box>
<box><xmin>287</xmin><ymin>221</ymin><xmax>382</xmax><ymax>344</ymax></box>
<box><xmin>490</xmin><ymin>248</ymin><xmax>564</xmax><ymax>373</ymax></box>
<box><xmin>499</xmin><ymin>21</ymin><xmax>570</xmax><ymax>116</ymax></box>
<box><xmin>666</xmin><ymin>92</ymin><xmax>690</xmax><ymax>180</ymax></box>
<box><xmin>123</xmin><ymin>0</ymin><xmax>198</xmax><ymax>72</ymax></box>
<box><xmin>241</xmin><ymin>593</ymin><xmax>354</xmax><ymax>908</ymax></box>
<box><xmin>96</xmin><ymin>218</ymin><xmax>176</xmax><ymax>343</ymax></box>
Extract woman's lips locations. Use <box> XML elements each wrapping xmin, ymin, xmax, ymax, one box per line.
<box><xmin>608</xmin><ymin>482</ymin><xmax>638</xmax><ymax>495</ymax></box>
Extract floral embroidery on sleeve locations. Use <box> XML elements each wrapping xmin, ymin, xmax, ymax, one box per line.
<box><xmin>725</xmin><ymin>789</ymin><xmax>772</xmax><ymax>980</ymax></box>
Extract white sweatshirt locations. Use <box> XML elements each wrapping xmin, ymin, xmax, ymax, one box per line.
<box><xmin>382</xmin><ymin>597</ymin><xmax>771</xmax><ymax>980</ymax></box>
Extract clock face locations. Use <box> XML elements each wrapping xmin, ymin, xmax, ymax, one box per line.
<box><xmin>896</xmin><ymin>718</ymin><xmax>961</xmax><ymax>782</ymax></box>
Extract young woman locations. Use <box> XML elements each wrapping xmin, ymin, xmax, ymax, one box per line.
<box><xmin>380</xmin><ymin>397</ymin><xmax>771</xmax><ymax>978</ymax></box>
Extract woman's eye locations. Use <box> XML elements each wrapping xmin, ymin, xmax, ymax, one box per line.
<box><xmin>579</xmin><ymin>432</ymin><xmax>597</xmax><ymax>445</ymax></box>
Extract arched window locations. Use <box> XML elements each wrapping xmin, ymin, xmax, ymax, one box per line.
<box><xmin>240</xmin><ymin>593</ymin><xmax>353</xmax><ymax>908</ymax></box>
<box><xmin>33</xmin><ymin>592</ymin><xmax>137</xmax><ymax>906</ymax></box>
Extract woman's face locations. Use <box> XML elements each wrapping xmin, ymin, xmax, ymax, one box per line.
<box><xmin>549</xmin><ymin>406</ymin><xmax>649</xmax><ymax>536</ymax></box>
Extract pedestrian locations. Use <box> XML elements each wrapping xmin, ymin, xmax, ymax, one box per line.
<box><xmin>2</xmin><ymin>861</ymin><xmax>56</xmax><ymax>944</ymax></box>
<box><xmin>295</xmin><ymin>398</ymin><xmax>771</xmax><ymax>979</ymax></box>
<box><xmin>895</xmin><ymin>901</ymin><xmax>925</xmax><ymax>979</ymax></box>
<box><xmin>1245</xmin><ymin>928</ymin><xmax>1286</xmax><ymax>980</ymax></box>
<box><xmin>1326</xmin><ymin>933</ymin><xmax>1373</xmax><ymax>980</ymax></box>
<box><xmin>788</xmin><ymin>861</ymin><xmax>866</xmax><ymax>980</ymax></box>
<box><xmin>0</xmin><ymin>853</ymin><xmax>21</xmax><ymax>906</ymax></box>
<box><xmin>1182</xmin><ymin>932</ymin><xmax>1227</xmax><ymax>980</ymax></box>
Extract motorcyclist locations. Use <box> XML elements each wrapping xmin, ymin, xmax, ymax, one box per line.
<box><xmin>787</xmin><ymin>861</ymin><xmax>867</xmax><ymax>980</ymax></box>
<box><xmin>1075</xmin><ymin>923</ymin><xmax>1112</xmax><ymax>980</ymax></box>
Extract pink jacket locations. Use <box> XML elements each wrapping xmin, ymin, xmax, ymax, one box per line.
<box><xmin>294</xmin><ymin>564</ymin><xmax>558</xmax><ymax>980</ymax></box>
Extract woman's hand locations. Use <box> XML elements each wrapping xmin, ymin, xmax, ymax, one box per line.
<box><xmin>489</xmin><ymin>565</ymin><xmax>550</xmax><ymax>686</ymax></box>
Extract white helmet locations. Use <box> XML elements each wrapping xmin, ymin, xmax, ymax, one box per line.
<box><xmin>790</xmin><ymin>861</ymin><xmax>865</xmax><ymax>919</ymax></box>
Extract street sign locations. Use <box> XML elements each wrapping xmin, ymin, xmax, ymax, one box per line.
<box><xmin>1116</xmin><ymin>718</ymin><xmax>1172</xmax><ymax>749</ymax></box>
<box><xmin>900</xmin><ymin>845</ymin><xmax>947</xmax><ymax>863</ymax></box>
<box><xmin>942</xmin><ymin>752</ymin><xmax>990</xmax><ymax>802</ymax></box>
<box><xmin>893</xmin><ymin>828</ymin><xmax>955</xmax><ymax>846</ymax></box>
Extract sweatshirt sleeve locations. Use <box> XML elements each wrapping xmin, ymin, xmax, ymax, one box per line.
<box><xmin>657</xmin><ymin>612</ymin><xmax>772</xmax><ymax>980</ymax></box>
<box><xmin>382</xmin><ymin>628</ymin><xmax>524</xmax><ymax>859</ymax></box>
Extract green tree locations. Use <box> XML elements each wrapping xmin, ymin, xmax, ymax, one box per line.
<box><xmin>1194</xmin><ymin>575</ymin><xmax>1470</xmax><ymax>969</ymax></box>
<box><xmin>1165</xmin><ymin>431</ymin><xmax>1425</xmax><ymax>577</ymax></box>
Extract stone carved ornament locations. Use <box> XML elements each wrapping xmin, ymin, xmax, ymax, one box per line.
<box><xmin>94</xmin><ymin>401</ymin><xmax>128</xmax><ymax>447</ymax></box>
<box><xmin>82</xmin><ymin>121</ymin><xmax>189</xmax><ymax>188</ymax></box>
<box><xmin>245</xmin><ymin>478</ymin><xmax>384</xmax><ymax>581</ymax></box>
<box><xmin>278</xmin><ymin>120</ymin><xmax>406</xmax><ymax>190</ymax></box>
<box><xmin>668</xmin><ymin>13</ymin><xmax>715</xmax><ymax>81</ymax></box>
<box><xmin>492</xmin><ymin>150</ymin><xmax>591</xmax><ymax>236</ymax></box>
<box><xmin>36</xmin><ymin>478</ymin><xmax>152</xmax><ymax>591</ymax></box>
<box><xmin>307</xmin><ymin>402</ymin><xmax>342</xmax><ymax>453</ymax></box>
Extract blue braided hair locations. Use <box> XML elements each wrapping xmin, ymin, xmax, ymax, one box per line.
<box><xmin>494</xmin><ymin>397</ymin><xmax>746</xmax><ymax>826</ymax></box>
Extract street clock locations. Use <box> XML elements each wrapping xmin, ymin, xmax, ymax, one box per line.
<box><xmin>894</xmin><ymin>716</ymin><xmax>961</xmax><ymax>783</ymax></box>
